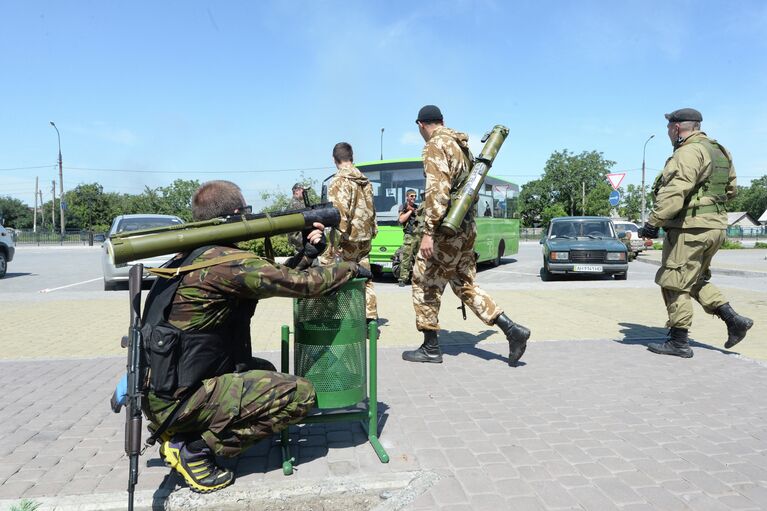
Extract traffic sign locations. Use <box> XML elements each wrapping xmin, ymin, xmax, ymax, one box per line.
<box><xmin>606</xmin><ymin>173</ymin><xmax>626</xmax><ymax>190</ymax></box>
<box><xmin>609</xmin><ymin>190</ymin><xmax>620</xmax><ymax>207</ymax></box>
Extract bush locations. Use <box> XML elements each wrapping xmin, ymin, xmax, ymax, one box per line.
<box><xmin>652</xmin><ymin>242</ymin><xmax>663</xmax><ymax>250</ymax></box>
<box><xmin>754</xmin><ymin>242</ymin><xmax>767</xmax><ymax>249</ymax></box>
<box><xmin>721</xmin><ymin>239</ymin><xmax>744</xmax><ymax>249</ymax></box>
<box><xmin>237</xmin><ymin>234</ymin><xmax>294</xmax><ymax>257</ymax></box>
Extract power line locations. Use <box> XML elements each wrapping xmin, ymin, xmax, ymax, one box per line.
<box><xmin>0</xmin><ymin>165</ymin><xmax>56</xmax><ymax>172</ymax></box>
<box><xmin>65</xmin><ymin>165</ymin><xmax>334</xmax><ymax>174</ymax></box>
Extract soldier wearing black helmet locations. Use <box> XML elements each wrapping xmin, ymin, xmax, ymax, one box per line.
<box><xmin>638</xmin><ymin>108</ymin><xmax>753</xmax><ymax>358</ymax></box>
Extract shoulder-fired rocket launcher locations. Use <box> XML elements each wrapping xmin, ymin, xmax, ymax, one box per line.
<box><xmin>439</xmin><ymin>125</ymin><xmax>509</xmax><ymax>235</ymax></box>
<box><xmin>109</xmin><ymin>203</ymin><xmax>340</xmax><ymax>266</ymax></box>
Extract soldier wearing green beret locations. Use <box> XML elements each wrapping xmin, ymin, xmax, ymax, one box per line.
<box><xmin>638</xmin><ymin>109</ymin><xmax>753</xmax><ymax>357</ymax></box>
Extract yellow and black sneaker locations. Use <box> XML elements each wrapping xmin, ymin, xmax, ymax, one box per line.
<box><xmin>160</xmin><ymin>439</ymin><xmax>234</xmax><ymax>493</ymax></box>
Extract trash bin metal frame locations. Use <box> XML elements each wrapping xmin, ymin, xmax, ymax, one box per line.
<box><xmin>280</xmin><ymin>321</ymin><xmax>389</xmax><ymax>475</ymax></box>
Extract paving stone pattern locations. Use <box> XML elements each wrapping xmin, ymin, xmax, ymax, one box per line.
<box><xmin>1</xmin><ymin>340</ymin><xmax>767</xmax><ymax>510</ymax></box>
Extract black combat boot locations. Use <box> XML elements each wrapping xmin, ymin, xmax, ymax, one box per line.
<box><xmin>402</xmin><ymin>330</ymin><xmax>443</xmax><ymax>363</ymax></box>
<box><xmin>494</xmin><ymin>313</ymin><xmax>530</xmax><ymax>365</ymax></box>
<box><xmin>715</xmin><ymin>303</ymin><xmax>754</xmax><ymax>349</ymax></box>
<box><xmin>647</xmin><ymin>327</ymin><xmax>693</xmax><ymax>358</ymax></box>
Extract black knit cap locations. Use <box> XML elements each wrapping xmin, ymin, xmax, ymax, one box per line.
<box><xmin>416</xmin><ymin>105</ymin><xmax>443</xmax><ymax>123</ymax></box>
<box><xmin>665</xmin><ymin>108</ymin><xmax>702</xmax><ymax>122</ymax></box>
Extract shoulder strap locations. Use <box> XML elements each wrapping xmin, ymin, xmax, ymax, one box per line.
<box><xmin>146</xmin><ymin>251</ymin><xmax>261</xmax><ymax>279</ymax></box>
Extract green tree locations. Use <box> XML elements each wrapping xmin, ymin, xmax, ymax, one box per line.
<box><xmin>584</xmin><ymin>182</ymin><xmax>613</xmax><ymax>216</ymax></box>
<box><xmin>156</xmin><ymin>179</ymin><xmax>200</xmax><ymax>221</ymax></box>
<box><xmin>543</xmin><ymin>149</ymin><xmax>616</xmax><ymax>216</ymax></box>
<box><xmin>540</xmin><ymin>203</ymin><xmax>567</xmax><ymax>226</ymax></box>
<box><xmin>63</xmin><ymin>183</ymin><xmax>118</xmax><ymax>231</ymax></box>
<box><xmin>730</xmin><ymin>175</ymin><xmax>767</xmax><ymax>221</ymax></box>
<box><xmin>518</xmin><ymin>179</ymin><xmax>551</xmax><ymax>227</ymax></box>
<box><xmin>0</xmin><ymin>196</ymin><xmax>32</xmax><ymax>228</ymax></box>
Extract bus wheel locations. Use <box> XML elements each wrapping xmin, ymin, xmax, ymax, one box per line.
<box><xmin>492</xmin><ymin>240</ymin><xmax>505</xmax><ymax>267</ymax></box>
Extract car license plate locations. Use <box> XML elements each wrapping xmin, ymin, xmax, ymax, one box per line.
<box><xmin>573</xmin><ymin>265</ymin><xmax>602</xmax><ymax>272</ymax></box>
<box><xmin>380</xmin><ymin>262</ymin><xmax>392</xmax><ymax>269</ymax></box>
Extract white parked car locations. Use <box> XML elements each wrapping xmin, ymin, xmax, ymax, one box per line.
<box><xmin>0</xmin><ymin>224</ymin><xmax>16</xmax><ymax>278</ymax></box>
<box><xmin>101</xmin><ymin>214</ymin><xmax>184</xmax><ymax>290</ymax></box>
<box><xmin>612</xmin><ymin>221</ymin><xmax>649</xmax><ymax>257</ymax></box>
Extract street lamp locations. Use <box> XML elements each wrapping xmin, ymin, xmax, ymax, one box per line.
<box><xmin>380</xmin><ymin>127</ymin><xmax>385</xmax><ymax>160</ymax></box>
<box><xmin>640</xmin><ymin>134</ymin><xmax>655</xmax><ymax>224</ymax></box>
<box><xmin>50</xmin><ymin>121</ymin><xmax>65</xmax><ymax>236</ymax></box>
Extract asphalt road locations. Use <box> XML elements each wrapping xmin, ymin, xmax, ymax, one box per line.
<box><xmin>3</xmin><ymin>242</ymin><xmax>764</xmax><ymax>299</ymax></box>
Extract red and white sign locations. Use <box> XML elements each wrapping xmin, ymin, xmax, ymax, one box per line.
<box><xmin>606</xmin><ymin>173</ymin><xmax>626</xmax><ymax>191</ymax></box>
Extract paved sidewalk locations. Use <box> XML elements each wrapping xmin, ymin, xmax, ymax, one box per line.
<box><xmin>2</xmin><ymin>340</ymin><xmax>767</xmax><ymax>510</ymax></box>
<box><xmin>1</xmin><ymin>249</ymin><xmax>765</xmax><ymax>510</ymax></box>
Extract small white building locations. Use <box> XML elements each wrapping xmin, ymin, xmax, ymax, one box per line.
<box><xmin>727</xmin><ymin>212</ymin><xmax>760</xmax><ymax>228</ymax></box>
<box><xmin>758</xmin><ymin>209</ymin><xmax>767</xmax><ymax>226</ymax></box>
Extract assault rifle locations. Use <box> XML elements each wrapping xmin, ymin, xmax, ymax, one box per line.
<box><xmin>109</xmin><ymin>264</ymin><xmax>144</xmax><ymax>511</ymax></box>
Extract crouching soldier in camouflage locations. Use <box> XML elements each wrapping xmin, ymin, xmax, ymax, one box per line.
<box><xmin>402</xmin><ymin>105</ymin><xmax>530</xmax><ymax>366</ymax></box>
<box><xmin>142</xmin><ymin>180</ymin><xmax>370</xmax><ymax>493</ymax></box>
<box><xmin>639</xmin><ymin>108</ymin><xmax>753</xmax><ymax>358</ymax></box>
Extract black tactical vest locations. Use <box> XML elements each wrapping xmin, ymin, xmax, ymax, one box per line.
<box><xmin>141</xmin><ymin>246</ymin><xmax>257</xmax><ymax>400</ymax></box>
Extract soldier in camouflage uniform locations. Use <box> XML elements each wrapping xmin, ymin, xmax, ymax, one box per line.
<box><xmin>287</xmin><ymin>183</ymin><xmax>306</xmax><ymax>254</ymax></box>
<box><xmin>319</xmin><ymin>142</ymin><xmax>378</xmax><ymax>322</ymax></box>
<box><xmin>402</xmin><ymin>105</ymin><xmax>530</xmax><ymax>366</ymax></box>
<box><xmin>638</xmin><ymin>108</ymin><xmax>753</xmax><ymax>358</ymax></box>
<box><xmin>397</xmin><ymin>189</ymin><xmax>418</xmax><ymax>286</ymax></box>
<box><xmin>142</xmin><ymin>180</ymin><xmax>369</xmax><ymax>493</ymax></box>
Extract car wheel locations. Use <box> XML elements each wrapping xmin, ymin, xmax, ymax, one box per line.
<box><xmin>0</xmin><ymin>253</ymin><xmax>6</xmax><ymax>278</ymax></box>
<box><xmin>540</xmin><ymin>262</ymin><xmax>552</xmax><ymax>282</ymax></box>
<box><xmin>614</xmin><ymin>272</ymin><xmax>628</xmax><ymax>280</ymax></box>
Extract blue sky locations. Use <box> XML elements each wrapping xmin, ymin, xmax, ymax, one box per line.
<box><xmin>1</xmin><ymin>0</ymin><xmax>766</xmax><ymax>209</ymax></box>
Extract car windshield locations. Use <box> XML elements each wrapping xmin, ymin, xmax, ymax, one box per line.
<box><xmin>549</xmin><ymin>219</ymin><xmax>615</xmax><ymax>239</ymax></box>
<box><xmin>614</xmin><ymin>223</ymin><xmax>638</xmax><ymax>233</ymax></box>
<box><xmin>115</xmin><ymin>217</ymin><xmax>182</xmax><ymax>234</ymax></box>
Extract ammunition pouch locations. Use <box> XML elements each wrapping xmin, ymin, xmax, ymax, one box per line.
<box><xmin>142</xmin><ymin>246</ymin><xmax>257</xmax><ymax>400</ymax></box>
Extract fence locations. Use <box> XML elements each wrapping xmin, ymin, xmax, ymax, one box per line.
<box><xmin>13</xmin><ymin>229</ymin><xmax>102</xmax><ymax>246</ymax></box>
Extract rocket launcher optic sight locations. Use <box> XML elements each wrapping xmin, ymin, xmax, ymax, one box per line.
<box><xmin>439</xmin><ymin>125</ymin><xmax>509</xmax><ymax>235</ymax></box>
<box><xmin>109</xmin><ymin>203</ymin><xmax>340</xmax><ymax>266</ymax></box>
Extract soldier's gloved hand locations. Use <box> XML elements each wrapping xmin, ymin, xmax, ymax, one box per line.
<box><xmin>637</xmin><ymin>222</ymin><xmax>659</xmax><ymax>239</ymax></box>
<box><xmin>353</xmin><ymin>264</ymin><xmax>373</xmax><ymax>280</ymax></box>
<box><xmin>302</xmin><ymin>222</ymin><xmax>327</xmax><ymax>258</ymax></box>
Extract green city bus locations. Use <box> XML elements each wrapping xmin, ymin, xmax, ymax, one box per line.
<box><xmin>322</xmin><ymin>158</ymin><xmax>520</xmax><ymax>276</ymax></box>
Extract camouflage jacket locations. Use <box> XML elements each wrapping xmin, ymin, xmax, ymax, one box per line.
<box><xmin>327</xmin><ymin>162</ymin><xmax>377</xmax><ymax>243</ymax></box>
<box><xmin>649</xmin><ymin>131</ymin><xmax>737</xmax><ymax>230</ymax></box>
<box><xmin>166</xmin><ymin>246</ymin><xmax>356</xmax><ymax>331</ymax></box>
<box><xmin>421</xmin><ymin>126</ymin><xmax>472</xmax><ymax>236</ymax></box>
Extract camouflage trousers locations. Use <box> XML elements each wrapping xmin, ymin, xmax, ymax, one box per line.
<box><xmin>398</xmin><ymin>233</ymin><xmax>415</xmax><ymax>282</ymax></box>
<box><xmin>412</xmin><ymin>226</ymin><xmax>502</xmax><ymax>331</ymax></box>
<box><xmin>145</xmin><ymin>367</ymin><xmax>316</xmax><ymax>458</ymax></box>
<box><xmin>655</xmin><ymin>228</ymin><xmax>727</xmax><ymax>329</ymax></box>
<box><xmin>320</xmin><ymin>239</ymin><xmax>378</xmax><ymax>320</ymax></box>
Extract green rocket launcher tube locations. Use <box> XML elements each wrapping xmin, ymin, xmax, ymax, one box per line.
<box><xmin>109</xmin><ymin>204</ymin><xmax>340</xmax><ymax>266</ymax></box>
<box><xmin>439</xmin><ymin>125</ymin><xmax>509</xmax><ymax>235</ymax></box>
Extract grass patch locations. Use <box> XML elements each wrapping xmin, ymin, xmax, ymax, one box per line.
<box><xmin>9</xmin><ymin>500</ymin><xmax>41</xmax><ymax>511</ymax></box>
<box><xmin>721</xmin><ymin>239</ymin><xmax>744</xmax><ymax>249</ymax></box>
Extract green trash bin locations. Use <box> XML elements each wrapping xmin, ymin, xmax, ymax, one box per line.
<box><xmin>293</xmin><ymin>278</ymin><xmax>367</xmax><ymax>409</ymax></box>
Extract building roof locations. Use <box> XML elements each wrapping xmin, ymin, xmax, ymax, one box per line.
<box><xmin>727</xmin><ymin>212</ymin><xmax>759</xmax><ymax>226</ymax></box>
<box><xmin>759</xmin><ymin>209</ymin><xmax>767</xmax><ymax>223</ymax></box>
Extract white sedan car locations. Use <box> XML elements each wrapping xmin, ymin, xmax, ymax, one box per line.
<box><xmin>101</xmin><ymin>214</ymin><xmax>184</xmax><ymax>290</ymax></box>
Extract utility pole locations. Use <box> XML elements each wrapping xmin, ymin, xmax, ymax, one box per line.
<box><xmin>641</xmin><ymin>134</ymin><xmax>655</xmax><ymax>224</ymax></box>
<box><xmin>50</xmin><ymin>122</ymin><xmax>65</xmax><ymax>236</ymax></box>
<box><xmin>39</xmin><ymin>190</ymin><xmax>45</xmax><ymax>228</ymax></box>
<box><xmin>51</xmin><ymin>180</ymin><xmax>56</xmax><ymax>231</ymax></box>
<box><xmin>34</xmin><ymin>177</ymin><xmax>39</xmax><ymax>232</ymax></box>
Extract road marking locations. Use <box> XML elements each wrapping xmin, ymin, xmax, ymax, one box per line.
<box><xmin>40</xmin><ymin>278</ymin><xmax>101</xmax><ymax>293</ymax></box>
